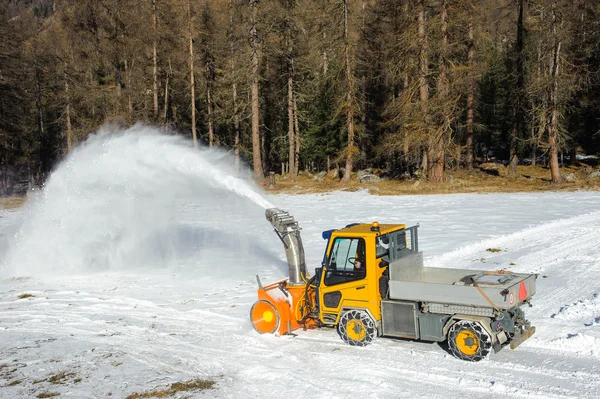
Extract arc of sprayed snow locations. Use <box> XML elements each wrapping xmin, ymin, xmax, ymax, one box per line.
<box><xmin>174</xmin><ymin>152</ymin><xmax>274</xmax><ymax>210</ymax></box>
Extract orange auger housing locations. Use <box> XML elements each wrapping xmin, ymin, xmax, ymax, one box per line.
<box><xmin>250</xmin><ymin>278</ymin><xmax>317</xmax><ymax>335</ymax></box>
<box><xmin>250</xmin><ymin>209</ymin><xmax>318</xmax><ymax>335</ymax></box>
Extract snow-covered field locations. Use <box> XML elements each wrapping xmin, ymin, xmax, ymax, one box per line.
<box><xmin>0</xmin><ymin>129</ymin><xmax>599</xmax><ymax>398</ymax></box>
<box><xmin>1</xmin><ymin>191</ymin><xmax>600</xmax><ymax>398</ymax></box>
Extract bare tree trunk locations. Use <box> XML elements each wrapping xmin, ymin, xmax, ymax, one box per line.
<box><xmin>530</xmin><ymin>124</ymin><xmax>536</xmax><ymax>166</ymax></box>
<box><xmin>322</xmin><ymin>31</ymin><xmax>328</xmax><ymax>76</ymax></box>
<box><xmin>341</xmin><ymin>0</ymin><xmax>355</xmax><ymax>183</ymax></box>
<box><xmin>288</xmin><ymin>74</ymin><xmax>296</xmax><ymax>179</ymax></box>
<box><xmin>188</xmin><ymin>0</ymin><xmax>198</xmax><ymax>148</ymax></box>
<box><xmin>125</xmin><ymin>59</ymin><xmax>132</xmax><ymax>118</ymax></box>
<box><xmin>34</xmin><ymin>62</ymin><xmax>44</xmax><ymax>137</ymax></box>
<box><xmin>569</xmin><ymin>144</ymin><xmax>577</xmax><ymax>166</ymax></box>
<box><xmin>250</xmin><ymin>0</ymin><xmax>264</xmax><ymax>179</ymax></box>
<box><xmin>233</xmin><ymin>79</ymin><xmax>240</xmax><ymax>168</ymax></box>
<box><xmin>509</xmin><ymin>0</ymin><xmax>525</xmax><ymax>176</ymax></box>
<box><xmin>163</xmin><ymin>58</ymin><xmax>171</xmax><ymax>123</ymax></box>
<box><xmin>466</xmin><ymin>18</ymin><xmax>474</xmax><ymax>170</ymax></box>
<box><xmin>34</xmin><ymin>53</ymin><xmax>45</xmax><ymax>183</ymax></box>
<box><xmin>429</xmin><ymin>0</ymin><xmax>448</xmax><ymax>183</ymax></box>
<box><xmin>0</xmin><ymin>151</ymin><xmax>8</xmax><ymax>196</ymax></box>
<box><xmin>261</xmin><ymin>121</ymin><xmax>267</xmax><ymax>174</ymax></box>
<box><xmin>64</xmin><ymin>65</ymin><xmax>72</xmax><ymax>152</ymax></box>
<box><xmin>454</xmin><ymin>145</ymin><xmax>461</xmax><ymax>170</ymax></box>
<box><xmin>114</xmin><ymin>64</ymin><xmax>122</xmax><ymax>113</ymax></box>
<box><xmin>417</xmin><ymin>0</ymin><xmax>430</xmax><ymax>179</ymax></box>
<box><xmin>228</xmin><ymin>0</ymin><xmax>240</xmax><ymax>168</ymax></box>
<box><xmin>534</xmin><ymin>11</ymin><xmax>547</xmax><ymax>168</ymax></box>
<box><xmin>437</xmin><ymin>1</ymin><xmax>447</xmax><ymax>94</ymax></box>
<box><xmin>207</xmin><ymin>81</ymin><xmax>214</xmax><ymax>148</ymax></box>
<box><xmin>293</xmin><ymin>93</ymin><xmax>300</xmax><ymax>176</ymax></box>
<box><xmin>287</xmin><ymin>16</ymin><xmax>296</xmax><ymax>180</ymax></box>
<box><xmin>152</xmin><ymin>0</ymin><xmax>159</xmax><ymax>119</ymax></box>
<box><xmin>112</xmin><ymin>2</ymin><xmax>122</xmax><ymax>114</ymax></box>
<box><xmin>549</xmin><ymin>0</ymin><xmax>562</xmax><ymax>183</ymax></box>
<box><xmin>88</xmin><ymin>68</ymin><xmax>96</xmax><ymax>119</ymax></box>
<box><xmin>233</xmin><ymin>77</ymin><xmax>240</xmax><ymax>169</ymax></box>
<box><xmin>360</xmin><ymin>0</ymin><xmax>367</xmax><ymax>169</ymax></box>
<box><xmin>163</xmin><ymin>76</ymin><xmax>169</xmax><ymax>122</ymax></box>
<box><xmin>207</xmin><ymin>61</ymin><xmax>214</xmax><ymax>148</ymax></box>
<box><xmin>402</xmin><ymin>69</ymin><xmax>410</xmax><ymax>166</ymax></box>
<box><xmin>249</xmin><ymin>0</ymin><xmax>265</xmax><ymax>180</ymax></box>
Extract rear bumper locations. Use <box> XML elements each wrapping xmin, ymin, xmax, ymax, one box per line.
<box><xmin>510</xmin><ymin>325</ymin><xmax>536</xmax><ymax>350</ymax></box>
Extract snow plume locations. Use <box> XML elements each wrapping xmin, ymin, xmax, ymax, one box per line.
<box><xmin>2</xmin><ymin>124</ymin><xmax>277</xmax><ymax>277</ymax></box>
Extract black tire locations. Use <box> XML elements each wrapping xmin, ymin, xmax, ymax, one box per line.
<box><xmin>337</xmin><ymin>309</ymin><xmax>377</xmax><ymax>347</ymax></box>
<box><xmin>447</xmin><ymin>320</ymin><xmax>492</xmax><ymax>361</ymax></box>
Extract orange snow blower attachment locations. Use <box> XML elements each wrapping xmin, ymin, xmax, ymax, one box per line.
<box><xmin>250</xmin><ymin>209</ymin><xmax>318</xmax><ymax>335</ymax></box>
<box><xmin>251</xmin><ymin>278</ymin><xmax>315</xmax><ymax>334</ymax></box>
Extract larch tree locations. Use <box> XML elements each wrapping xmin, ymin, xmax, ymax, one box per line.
<box><xmin>227</xmin><ymin>0</ymin><xmax>243</xmax><ymax>167</ymax></box>
<box><xmin>286</xmin><ymin>6</ymin><xmax>296</xmax><ymax>179</ymax></box>
<box><xmin>152</xmin><ymin>0</ymin><xmax>159</xmax><ymax>119</ymax></box>
<box><xmin>428</xmin><ymin>0</ymin><xmax>449</xmax><ymax>183</ymax></box>
<box><xmin>417</xmin><ymin>0</ymin><xmax>430</xmax><ymax>175</ymax></box>
<box><xmin>198</xmin><ymin>1</ymin><xmax>217</xmax><ymax>147</ymax></box>
<box><xmin>465</xmin><ymin>2</ymin><xmax>476</xmax><ymax>170</ymax></box>
<box><xmin>547</xmin><ymin>0</ymin><xmax>562</xmax><ymax>183</ymax></box>
<box><xmin>188</xmin><ymin>0</ymin><xmax>198</xmax><ymax>148</ymax></box>
<box><xmin>508</xmin><ymin>0</ymin><xmax>525</xmax><ymax>176</ymax></box>
<box><xmin>249</xmin><ymin>0</ymin><xmax>264</xmax><ymax>179</ymax></box>
<box><xmin>2</xmin><ymin>0</ymin><xmax>600</xmax><ymax>192</ymax></box>
<box><xmin>340</xmin><ymin>0</ymin><xmax>359</xmax><ymax>183</ymax></box>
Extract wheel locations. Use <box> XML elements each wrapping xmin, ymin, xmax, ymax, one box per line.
<box><xmin>447</xmin><ymin>320</ymin><xmax>492</xmax><ymax>361</ymax></box>
<box><xmin>337</xmin><ymin>309</ymin><xmax>377</xmax><ymax>347</ymax></box>
<box><xmin>250</xmin><ymin>300</ymin><xmax>280</xmax><ymax>334</ymax></box>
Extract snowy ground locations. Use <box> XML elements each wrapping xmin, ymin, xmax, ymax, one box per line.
<box><xmin>1</xmin><ymin>190</ymin><xmax>599</xmax><ymax>398</ymax></box>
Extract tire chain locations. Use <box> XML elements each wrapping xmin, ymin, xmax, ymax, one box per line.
<box><xmin>338</xmin><ymin>309</ymin><xmax>377</xmax><ymax>347</ymax></box>
<box><xmin>447</xmin><ymin>320</ymin><xmax>492</xmax><ymax>362</ymax></box>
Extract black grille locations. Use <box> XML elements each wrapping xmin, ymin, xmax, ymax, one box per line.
<box><xmin>323</xmin><ymin>291</ymin><xmax>342</xmax><ymax>308</ymax></box>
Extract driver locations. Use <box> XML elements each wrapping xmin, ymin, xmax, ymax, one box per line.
<box><xmin>354</xmin><ymin>241</ymin><xmax>366</xmax><ymax>275</ymax></box>
<box><xmin>354</xmin><ymin>259</ymin><xmax>364</xmax><ymax>271</ymax></box>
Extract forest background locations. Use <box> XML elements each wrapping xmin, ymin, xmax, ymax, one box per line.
<box><xmin>1</xmin><ymin>0</ymin><xmax>599</xmax><ymax>195</ymax></box>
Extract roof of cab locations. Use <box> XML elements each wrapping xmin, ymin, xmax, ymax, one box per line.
<box><xmin>337</xmin><ymin>223</ymin><xmax>406</xmax><ymax>235</ymax></box>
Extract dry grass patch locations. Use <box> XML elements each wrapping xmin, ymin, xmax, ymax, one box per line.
<box><xmin>8</xmin><ymin>379</ymin><xmax>23</xmax><ymax>386</ymax></box>
<box><xmin>18</xmin><ymin>293</ymin><xmax>35</xmax><ymax>299</ymax></box>
<box><xmin>36</xmin><ymin>393</ymin><xmax>59</xmax><ymax>398</ymax></box>
<box><xmin>125</xmin><ymin>378</ymin><xmax>216</xmax><ymax>399</ymax></box>
<box><xmin>47</xmin><ymin>370</ymin><xmax>76</xmax><ymax>384</ymax></box>
<box><xmin>0</xmin><ymin>196</ymin><xmax>26</xmax><ymax>209</ymax></box>
<box><xmin>263</xmin><ymin>165</ymin><xmax>600</xmax><ymax>196</ymax></box>
<box><xmin>486</xmin><ymin>248</ymin><xmax>502</xmax><ymax>253</ymax></box>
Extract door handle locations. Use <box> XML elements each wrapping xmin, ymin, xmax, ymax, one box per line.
<box><xmin>356</xmin><ymin>286</ymin><xmax>366</xmax><ymax>290</ymax></box>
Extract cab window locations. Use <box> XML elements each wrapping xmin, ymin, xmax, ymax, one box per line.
<box><xmin>324</xmin><ymin>237</ymin><xmax>366</xmax><ymax>286</ymax></box>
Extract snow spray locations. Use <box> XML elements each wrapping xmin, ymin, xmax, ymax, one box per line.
<box><xmin>1</xmin><ymin>124</ymin><xmax>279</xmax><ymax>277</ymax></box>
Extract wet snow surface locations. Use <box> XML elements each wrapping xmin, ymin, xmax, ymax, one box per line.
<box><xmin>1</xmin><ymin>191</ymin><xmax>600</xmax><ymax>398</ymax></box>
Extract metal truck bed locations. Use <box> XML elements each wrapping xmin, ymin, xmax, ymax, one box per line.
<box><xmin>387</xmin><ymin>252</ymin><xmax>537</xmax><ymax>310</ymax></box>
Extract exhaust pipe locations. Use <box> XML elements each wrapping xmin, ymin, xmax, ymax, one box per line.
<box><xmin>265</xmin><ymin>208</ymin><xmax>307</xmax><ymax>286</ymax></box>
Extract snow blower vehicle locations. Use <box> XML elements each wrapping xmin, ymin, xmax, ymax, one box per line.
<box><xmin>250</xmin><ymin>208</ymin><xmax>537</xmax><ymax>361</ymax></box>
